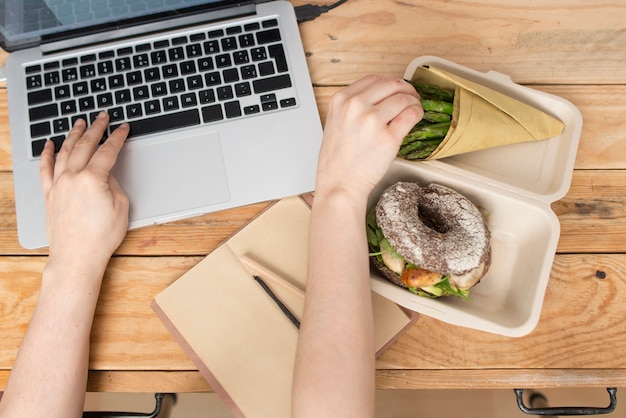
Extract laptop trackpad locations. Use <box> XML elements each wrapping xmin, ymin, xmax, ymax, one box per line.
<box><xmin>112</xmin><ymin>130</ymin><xmax>230</xmax><ymax>223</ymax></box>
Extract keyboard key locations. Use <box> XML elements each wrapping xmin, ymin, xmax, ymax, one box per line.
<box><xmin>53</xmin><ymin>118</ymin><xmax>70</xmax><ymax>133</ymax></box>
<box><xmin>217</xmin><ymin>85</ymin><xmax>233</xmax><ymax>100</ymax></box>
<box><xmin>244</xmin><ymin>22</ymin><xmax>260</xmax><ymax>31</ymax></box>
<box><xmin>162</xmin><ymin>64</ymin><xmax>178</xmax><ymax>78</ymax></box>
<box><xmin>62</xmin><ymin>68</ymin><xmax>79</xmax><ymax>82</ymax></box>
<box><xmin>235</xmin><ymin>82</ymin><xmax>251</xmax><ymax>97</ymax></box>
<box><xmin>26</xmin><ymin>65</ymin><xmax>41</xmax><ymax>74</ymax></box>
<box><xmin>226</xmin><ymin>26</ymin><xmax>242</xmax><ymax>35</ymax></box>
<box><xmin>135</xmin><ymin>43</ymin><xmax>151</xmax><ymax>52</ymax></box>
<box><xmin>169</xmin><ymin>79</ymin><xmax>186</xmax><ymax>93</ymax></box>
<box><xmin>44</xmin><ymin>71</ymin><xmax>60</xmax><ymax>85</ymax></box>
<box><xmin>233</xmin><ymin>50</ymin><xmax>249</xmax><ymax>65</ymax></box>
<box><xmin>240</xmin><ymin>65</ymin><xmax>257</xmax><ymax>80</ymax></box>
<box><xmin>90</xmin><ymin>78</ymin><xmax>107</xmax><ymax>92</ymax></box>
<box><xmin>172</xmin><ymin>36</ymin><xmax>188</xmax><ymax>45</ymax></box>
<box><xmin>126</xmin><ymin>103</ymin><xmax>143</xmax><ymax>118</ymax></box>
<box><xmin>224</xmin><ymin>101</ymin><xmax>241</xmax><ymax>118</ymax></box>
<box><xmin>168</xmin><ymin>47</ymin><xmax>184</xmax><ymax>61</ymax></box>
<box><xmin>221</xmin><ymin>37</ymin><xmax>237</xmax><ymax>51</ymax></box>
<box><xmin>32</xmin><ymin>139</ymin><xmax>47</xmax><ymax>157</ymax></box>
<box><xmin>256</xmin><ymin>28</ymin><xmax>281</xmax><ymax>45</ymax></box>
<box><xmin>80</xmin><ymin>64</ymin><xmax>96</xmax><ymax>78</ymax></box>
<box><xmin>26</xmin><ymin>75</ymin><xmax>43</xmax><ymax>89</ymax></box>
<box><xmin>269</xmin><ymin>44</ymin><xmax>289</xmax><ymax>73</ymax></box>
<box><xmin>154</xmin><ymin>40</ymin><xmax>170</xmax><ymax>49</ymax></box>
<box><xmin>190</xmin><ymin>33</ymin><xmax>206</xmax><ymax>42</ymax></box>
<box><xmin>258</xmin><ymin>61</ymin><xmax>275</xmax><ymax>76</ymax></box>
<box><xmin>60</xmin><ymin>100</ymin><xmax>77</xmax><ymax>114</ymax></box>
<box><xmin>162</xmin><ymin>96</ymin><xmax>180</xmax><ymax>111</ymax></box>
<box><xmin>208</xmin><ymin>29</ymin><xmax>224</xmax><ymax>38</ymax></box>
<box><xmin>151</xmin><ymin>82</ymin><xmax>167</xmax><ymax>97</ymax></box>
<box><xmin>79</xmin><ymin>97</ymin><xmax>96</xmax><ymax>111</ymax></box>
<box><xmin>55</xmin><ymin>85</ymin><xmax>71</xmax><ymax>99</ymax></box>
<box><xmin>280</xmin><ymin>98</ymin><xmax>297</xmax><ymax>108</ymax></box>
<box><xmin>186</xmin><ymin>43</ymin><xmax>203</xmax><ymax>57</ymax></box>
<box><xmin>181</xmin><ymin>93</ymin><xmax>198</xmax><ymax>108</ymax></box>
<box><xmin>197</xmin><ymin>57</ymin><xmax>214</xmax><ymax>71</ymax></box>
<box><xmin>144</xmin><ymin>100</ymin><xmax>161</xmax><ymax>115</ymax></box>
<box><xmin>29</xmin><ymin>103</ymin><xmax>58</xmax><ymax>121</ymax></box>
<box><xmin>128</xmin><ymin>109</ymin><xmax>200</xmax><ymax>137</ymax></box>
<box><xmin>180</xmin><ymin>60</ymin><xmax>197</xmax><ymax>75</ymax></box>
<box><xmin>132</xmin><ymin>86</ymin><xmax>149</xmax><ymax>100</ymax></box>
<box><xmin>98</xmin><ymin>61</ymin><xmax>114</xmax><ymax>75</ymax></box>
<box><xmin>201</xmin><ymin>104</ymin><xmax>223</xmax><ymax>123</ymax></box>
<box><xmin>97</xmin><ymin>93</ymin><xmax>114</xmax><ymax>107</ymax></box>
<box><xmin>223</xmin><ymin>68</ymin><xmax>239</xmax><ymax>83</ymax></box>
<box><xmin>109</xmin><ymin>107</ymin><xmax>124</xmax><ymax>121</ymax></box>
<box><xmin>243</xmin><ymin>104</ymin><xmax>260</xmax><ymax>115</ymax></box>
<box><xmin>62</xmin><ymin>58</ymin><xmax>78</xmax><ymax>66</ymax></box>
<box><xmin>262</xmin><ymin>19</ymin><xmax>278</xmax><ymax>28</ymax></box>
<box><xmin>115</xmin><ymin>57</ymin><xmax>132</xmax><ymax>71</ymax></box>
<box><xmin>133</xmin><ymin>54</ymin><xmax>150</xmax><ymax>68</ymax></box>
<box><xmin>44</xmin><ymin>62</ymin><xmax>60</xmax><ymax>70</ymax></box>
<box><xmin>186</xmin><ymin>75</ymin><xmax>203</xmax><ymax>90</ymax></box>
<box><xmin>250</xmin><ymin>47</ymin><xmax>267</xmax><ymax>61</ymax></box>
<box><xmin>30</xmin><ymin>122</ymin><xmax>51</xmax><ymax>137</ymax></box>
<box><xmin>73</xmin><ymin>81</ymin><xmax>88</xmax><ymax>96</ymax></box>
<box><xmin>215</xmin><ymin>54</ymin><xmax>232</xmax><ymax>68</ymax></box>
<box><xmin>144</xmin><ymin>68</ymin><xmax>161</xmax><ymax>82</ymax></box>
<box><xmin>81</xmin><ymin>54</ymin><xmax>97</xmax><ymax>63</ymax></box>
<box><xmin>205</xmin><ymin>72</ymin><xmax>221</xmax><ymax>86</ymax></box>
<box><xmin>115</xmin><ymin>89</ymin><xmax>132</xmax><ymax>104</ymax></box>
<box><xmin>108</xmin><ymin>74</ymin><xmax>125</xmax><ymax>89</ymax></box>
<box><xmin>151</xmin><ymin>50</ymin><xmax>168</xmax><ymax>65</ymax></box>
<box><xmin>253</xmin><ymin>74</ymin><xmax>292</xmax><ymax>94</ymax></box>
<box><xmin>203</xmin><ymin>40</ymin><xmax>220</xmax><ymax>54</ymax></box>
<box><xmin>126</xmin><ymin>71</ymin><xmax>143</xmax><ymax>85</ymax></box>
<box><xmin>117</xmin><ymin>46</ymin><xmax>133</xmax><ymax>55</ymax></box>
<box><xmin>28</xmin><ymin>89</ymin><xmax>53</xmax><ymax>105</ymax></box>
<box><xmin>239</xmin><ymin>33</ymin><xmax>255</xmax><ymax>48</ymax></box>
<box><xmin>199</xmin><ymin>89</ymin><xmax>216</xmax><ymax>103</ymax></box>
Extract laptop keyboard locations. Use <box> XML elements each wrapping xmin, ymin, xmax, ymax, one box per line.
<box><xmin>25</xmin><ymin>17</ymin><xmax>297</xmax><ymax>158</ymax></box>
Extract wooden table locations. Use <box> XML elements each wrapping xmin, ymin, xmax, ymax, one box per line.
<box><xmin>2</xmin><ymin>0</ymin><xmax>626</xmax><ymax>393</ymax></box>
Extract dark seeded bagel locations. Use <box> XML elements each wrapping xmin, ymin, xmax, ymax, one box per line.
<box><xmin>374</xmin><ymin>181</ymin><xmax>491</xmax><ymax>288</ymax></box>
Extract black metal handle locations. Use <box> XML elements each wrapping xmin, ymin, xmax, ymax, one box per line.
<box><xmin>82</xmin><ymin>393</ymin><xmax>176</xmax><ymax>418</ymax></box>
<box><xmin>514</xmin><ymin>388</ymin><xmax>617</xmax><ymax>416</ymax></box>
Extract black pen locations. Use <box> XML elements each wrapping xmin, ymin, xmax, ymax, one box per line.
<box><xmin>253</xmin><ymin>275</ymin><xmax>301</xmax><ymax>329</ymax></box>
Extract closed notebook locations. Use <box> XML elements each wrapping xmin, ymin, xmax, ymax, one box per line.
<box><xmin>152</xmin><ymin>196</ymin><xmax>417</xmax><ymax>418</ymax></box>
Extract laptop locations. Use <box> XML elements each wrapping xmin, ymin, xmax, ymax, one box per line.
<box><xmin>1</xmin><ymin>0</ymin><xmax>323</xmax><ymax>249</ymax></box>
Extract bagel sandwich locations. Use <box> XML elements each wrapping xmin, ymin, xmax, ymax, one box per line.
<box><xmin>367</xmin><ymin>182</ymin><xmax>491</xmax><ymax>300</ymax></box>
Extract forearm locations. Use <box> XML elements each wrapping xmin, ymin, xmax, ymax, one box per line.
<box><xmin>293</xmin><ymin>188</ymin><xmax>375</xmax><ymax>417</ymax></box>
<box><xmin>0</xmin><ymin>261</ymin><xmax>106</xmax><ymax>418</ymax></box>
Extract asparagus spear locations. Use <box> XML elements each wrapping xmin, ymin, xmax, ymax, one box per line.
<box><xmin>422</xmin><ymin>111</ymin><xmax>451</xmax><ymax>123</ymax></box>
<box><xmin>406</xmin><ymin>80</ymin><xmax>455</xmax><ymax>102</ymax></box>
<box><xmin>401</xmin><ymin>122</ymin><xmax>451</xmax><ymax>146</ymax></box>
<box><xmin>398</xmin><ymin>138</ymin><xmax>443</xmax><ymax>158</ymax></box>
<box><xmin>421</xmin><ymin>99</ymin><xmax>454</xmax><ymax>115</ymax></box>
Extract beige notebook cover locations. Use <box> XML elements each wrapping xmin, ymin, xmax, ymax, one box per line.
<box><xmin>152</xmin><ymin>196</ymin><xmax>417</xmax><ymax>418</ymax></box>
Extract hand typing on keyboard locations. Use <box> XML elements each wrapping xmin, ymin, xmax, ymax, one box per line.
<box><xmin>40</xmin><ymin>111</ymin><xmax>130</xmax><ymax>269</ymax></box>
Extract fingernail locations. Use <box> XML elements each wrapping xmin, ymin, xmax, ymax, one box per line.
<box><xmin>97</xmin><ymin>111</ymin><xmax>108</xmax><ymax>119</ymax></box>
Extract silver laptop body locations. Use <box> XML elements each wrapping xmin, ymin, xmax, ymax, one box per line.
<box><xmin>2</xmin><ymin>0</ymin><xmax>322</xmax><ymax>249</ymax></box>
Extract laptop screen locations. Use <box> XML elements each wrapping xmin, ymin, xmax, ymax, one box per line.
<box><xmin>0</xmin><ymin>0</ymin><xmax>243</xmax><ymax>51</ymax></box>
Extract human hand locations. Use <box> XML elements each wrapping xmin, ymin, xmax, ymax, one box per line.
<box><xmin>315</xmin><ymin>75</ymin><xmax>423</xmax><ymax>200</ymax></box>
<box><xmin>39</xmin><ymin>112</ymin><xmax>130</xmax><ymax>271</ymax></box>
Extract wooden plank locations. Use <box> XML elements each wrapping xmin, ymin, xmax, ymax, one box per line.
<box><xmin>297</xmin><ymin>0</ymin><xmax>626</xmax><ymax>85</ymax></box>
<box><xmin>376</xmin><ymin>254</ymin><xmax>626</xmax><ymax>370</ymax></box>
<box><xmin>554</xmin><ymin>170</ymin><xmax>626</xmax><ymax>253</ymax></box>
<box><xmin>4</xmin><ymin>369</ymin><xmax>625</xmax><ymax>392</ymax></box>
<box><xmin>2</xmin><ymin>254</ymin><xmax>626</xmax><ymax>374</ymax></box>
<box><xmin>2</xmin><ymin>169</ymin><xmax>626</xmax><ymax>255</ymax></box>
<box><xmin>375</xmin><ymin>369</ymin><xmax>626</xmax><ymax>390</ymax></box>
<box><xmin>0</xmin><ymin>256</ymin><xmax>199</xmax><ymax>370</ymax></box>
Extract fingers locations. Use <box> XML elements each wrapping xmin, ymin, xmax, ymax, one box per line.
<box><xmin>64</xmin><ymin>111</ymin><xmax>111</xmax><ymax>172</ymax></box>
<box><xmin>39</xmin><ymin>140</ymin><xmax>56</xmax><ymax>194</ymax></box>
<box><xmin>88</xmin><ymin>123</ymin><xmax>130</xmax><ymax>174</ymax></box>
